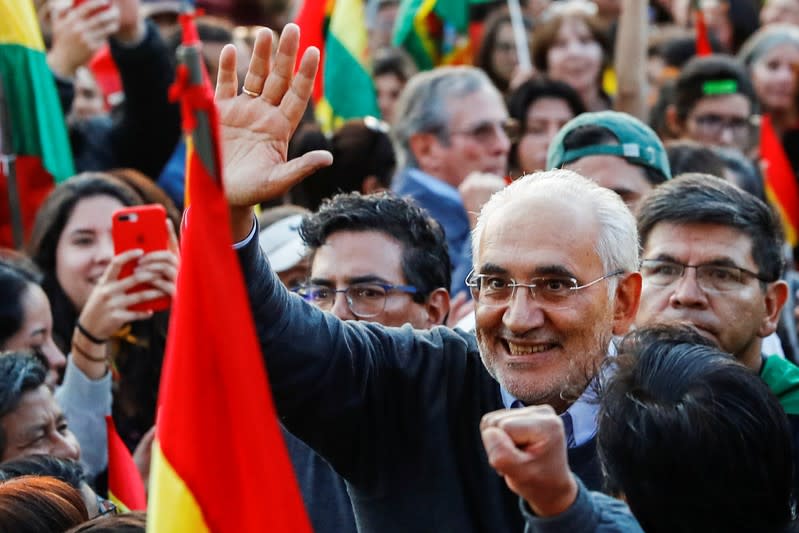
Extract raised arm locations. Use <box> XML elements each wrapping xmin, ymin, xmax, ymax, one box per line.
<box><xmin>481</xmin><ymin>406</ymin><xmax>643</xmax><ymax>533</ymax></box>
<box><xmin>613</xmin><ymin>0</ymin><xmax>648</xmax><ymax>121</ymax></box>
<box><xmin>215</xmin><ymin>24</ymin><xmax>333</xmax><ymax>241</ymax></box>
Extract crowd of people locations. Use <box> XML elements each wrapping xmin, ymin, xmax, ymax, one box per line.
<box><xmin>3</xmin><ymin>0</ymin><xmax>799</xmax><ymax>530</ymax></box>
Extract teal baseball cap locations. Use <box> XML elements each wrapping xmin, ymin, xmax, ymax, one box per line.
<box><xmin>546</xmin><ymin>111</ymin><xmax>672</xmax><ymax>181</ymax></box>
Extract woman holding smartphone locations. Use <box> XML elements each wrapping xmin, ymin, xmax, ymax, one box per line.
<box><xmin>26</xmin><ymin>173</ymin><xmax>178</xmax><ymax>480</ymax></box>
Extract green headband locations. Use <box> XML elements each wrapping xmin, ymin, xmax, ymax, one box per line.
<box><xmin>702</xmin><ymin>79</ymin><xmax>738</xmax><ymax>96</ymax></box>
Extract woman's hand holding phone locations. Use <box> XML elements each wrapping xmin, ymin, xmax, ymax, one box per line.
<box><xmin>77</xmin><ymin>212</ymin><xmax>179</xmax><ymax>341</ymax></box>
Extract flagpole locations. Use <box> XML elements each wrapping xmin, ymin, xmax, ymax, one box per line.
<box><xmin>506</xmin><ymin>0</ymin><xmax>532</xmax><ymax>71</ymax></box>
<box><xmin>0</xmin><ymin>73</ymin><xmax>24</xmax><ymax>249</ymax></box>
<box><xmin>176</xmin><ymin>0</ymin><xmax>219</xmax><ymax>186</ymax></box>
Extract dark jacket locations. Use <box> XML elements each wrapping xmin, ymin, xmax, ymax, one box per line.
<box><xmin>56</xmin><ymin>20</ymin><xmax>180</xmax><ymax>179</ymax></box>
<box><xmin>238</xmin><ymin>226</ymin><xmax>601</xmax><ymax>532</ymax></box>
<box><xmin>521</xmin><ymin>477</ymin><xmax>642</xmax><ymax>533</ymax></box>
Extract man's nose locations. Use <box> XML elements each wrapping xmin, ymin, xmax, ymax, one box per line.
<box><xmin>330</xmin><ymin>291</ymin><xmax>356</xmax><ymax>321</ymax></box>
<box><xmin>669</xmin><ymin>269</ymin><xmax>709</xmax><ymax>309</ymax></box>
<box><xmin>502</xmin><ymin>287</ymin><xmax>546</xmax><ymax>333</ymax></box>
<box><xmin>52</xmin><ymin>431</ymin><xmax>81</xmax><ymax>462</ymax></box>
<box><xmin>492</xmin><ymin>124</ymin><xmax>512</xmax><ymax>154</ymax></box>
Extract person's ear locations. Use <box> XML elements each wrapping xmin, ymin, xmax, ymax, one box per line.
<box><xmin>759</xmin><ymin>280</ymin><xmax>789</xmax><ymax>338</ymax></box>
<box><xmin>665</xmin><ymin>105</ymin><xmax>685</xmax><ymax>138</ymax></box>
<box><xmin>423</xmin><ymin>288</ymin><xmax>450</xmax><ymax>328</ymax></box>
<box><xmin>409</xmin><ymin>132</ymin><xmax>442</xmax><ymax>174</ymax></box>
<box><xmin>612</xmin><ymin>272</ymin><xmax>642</xmax><ymax>336</ymax></box>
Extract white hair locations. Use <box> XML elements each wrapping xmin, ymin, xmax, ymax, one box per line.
<box><xmin>471</xmin><ymin>169</ymin><xmax>639</xmax><ymax>293</ymax></box>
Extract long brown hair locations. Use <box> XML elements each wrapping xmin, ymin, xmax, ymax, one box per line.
<box><xmin>26</xmin><ymin>173</ymin><xmax>143</xmax><ymax>352</ymax></box>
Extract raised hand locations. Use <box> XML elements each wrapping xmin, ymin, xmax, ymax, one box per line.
<box><xmin>47</xmin><ymin>0</ymin><xmax>120</xmax><ymax>78</ymax></box>
<box><xmin>480</xmin><ymin>405</ymin><xmax>578</xmax><ymax>517</ymax></box>
<box><xmin>215</xmin><ymin>24</ymin><xmax>333</xmax><ymax>240</ymax></box>
<box><xmin>112</xmin><ymin>0</ymin><xmax>145</xmax><ymax>44</ymax></box>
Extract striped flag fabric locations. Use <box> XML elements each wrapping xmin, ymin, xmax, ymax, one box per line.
<box><xmin>0</xmin><ymin>0</ymin><xmax>74</xmax><ymax>247</ymax></box>
<box><xmin>105</xmin><ymin>416</ymin><xmax>146</xmax><ymax>512</ymax></box>
<box><xmin>760</xmin><ymin>114</ymin><xmax>799</xmax><ymax>246</ymax></box>
<box><xmin>392</xmin><ymin>0</ymin><xmax>472</xmax><ymax>71</ymax></box>
<box><xmin>316</xmin><ymin>0</ymin><xmax>379</xmax><ymax>132</ymax></box>
<box><xmin>147</xmin><ymin>11</ymin><xmax>313</xmax><ymax>533</ymax></box>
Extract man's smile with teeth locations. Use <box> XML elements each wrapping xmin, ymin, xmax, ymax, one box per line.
<box><xmin>507</xmin><ymin>342</ymin><xmax>556</xmax><ymax>355</ymax></box>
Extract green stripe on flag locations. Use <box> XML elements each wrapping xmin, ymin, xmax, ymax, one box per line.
<box><xmin>433</xmin><ymin>0</ymin><xmax>468</xmax><ymax>32</ymax></box>
<box><xmin>394</xmin><ymin>0</ymin><xmax>435</xmax><ymax>70</ymax></box>
<box><xmin>0</xmin><ymin>43</ymin><xmax>74</xmax><ymax>182</ymax></box>
<box><xmin>393</xmin><ymin>0</ymin><xmax>470</xmax><ymax>70</ymax></box>
<box><xmin>323</xmin><ymin>35</ymin><xmax>379</xmax><ymax>120</ymax></box>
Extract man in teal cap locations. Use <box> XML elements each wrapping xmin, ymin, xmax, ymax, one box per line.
<box><xmin>547</xmin><ymin>110</ymin><xmax>671</xmax><ymax>210</ymax></box>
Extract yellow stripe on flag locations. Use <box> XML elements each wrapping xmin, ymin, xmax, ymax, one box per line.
<box><xmin>147</xmin><ymin>442</ymin><xmax>210</xmax><ymax>533</ymax></box>
<box><xmin>108</xmin><ymin>491</ymin><xmax>132</xmax><ymax>514</ymax></box>
<box><xmin>183</xmin><ymin>135</ymin><xmax>193</xmax><ymax>208</ymax></box>
<box><xmin>329</xmin><ymin>0</ymin><xmax>368</xmax><ymax>61</ymax></box>
<box><xmin>412</xmin><ymin>0</ymin><xmax>438</xmax><ymax>63</ymax></box>
<box><xmin>0</xmin><ymin>0</ymin><xmax>45</xmax><ymax>50</ymax></box>
<box><xmin>766</xmin><ymin>186</ymin><xmax>798</xmax><ymax>246</ymax></box>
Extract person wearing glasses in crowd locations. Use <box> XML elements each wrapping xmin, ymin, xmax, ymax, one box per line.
<box><xmin>390</xmin><ymin>65</ymin><xmax>517</xmax><ymax>298</ymax></box>
<box><xmin>279</xmin><ymin>192</ymin><xmax>451</xmax><ymax>533</ymax></box>
<box><xmin>633</xmin><ymin>174</ymin><xmax>799</xmax><ymax>493</ymax></box>
<box><xmin>295</xmin><ymin>192</ymin><xmax>451</xmax><ymax>328</ymax></box>
<box><xmin>214</xmin><ymin>24</ymin><xmax>641</xmax><ymax>531</ymax></box>
<box><xmin>665</xmin><ymin>54</ymin><xmax>759</xmax><ymax>155</ymax></box>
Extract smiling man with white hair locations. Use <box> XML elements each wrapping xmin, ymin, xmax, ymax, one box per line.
<box><xmin>216</xmin><ymin>26</ymin><xmax>642</xmax><ymax>532</ymax></box>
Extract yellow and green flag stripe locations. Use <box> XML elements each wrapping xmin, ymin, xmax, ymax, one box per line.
<box><xmin>0</xmin><ymin>0</ymin><xmax>74</xmax><ymax>182</ymax></box>
<box><xmin>318</xmin><ymin>0</ymin><xmax>378</xmax><ymax>132</ymax></box>
<box><xmin>393</xmin><ymin>0</ymin><xmax>470</xmax><ymax>71</ymax></box>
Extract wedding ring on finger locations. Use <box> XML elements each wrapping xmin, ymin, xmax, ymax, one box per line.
<box><xmin>242</xmin><ymin>87</ymin><xmax>260</xmax><ymax>97</ymax></box>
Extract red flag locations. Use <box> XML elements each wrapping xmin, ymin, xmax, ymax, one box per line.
<box><xmin>105</xmin><ymin>416</ymin><xmax>146</xmax><ymax>512</ymax></box>
<box><xmin>295</xmin><ymin>0</ymin><xmax>329</xmax><ymax>102</ymax></box>
<box><xmin>760</xmin><ymin>114</ymin><xmax>799</xmax><ymax>246</ymax></box>
<box><xmin>0</xmin><ymin>157</ymin><xmax>53</xmax><ymax>247</ymax></box>
<box><xmin>694</xmin><ymin>8</ymin><xmax>712</xmax><ymax>57</ymax></box>
<box><xmin>147</xmin><ymin>9</ymin><xmax>313</xmax><ymax>532</ymax></box>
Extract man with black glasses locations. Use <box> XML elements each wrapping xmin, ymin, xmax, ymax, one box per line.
<box><xmin>217</xmin><ymin>26</ymin><xmax>641</xmax><ymax>532</ymax></box>
<box><xmin>295</xmin><ymin>192</ymin><xmax>451</xmax><ymax>329</ymax></box>
<box><xmin>665</xmin><ymin>55</ymin><xmax>759</xmax><ymax>154</ymax></box>
<box><xmin>285</xmin><ymin>192</ymin><xmax>451</xmax><ymax>533</ymax></box>
<box><xmin>634</xmin><ymin>173</ymin><xmax>799</xmax><ymax>491</ymax></box>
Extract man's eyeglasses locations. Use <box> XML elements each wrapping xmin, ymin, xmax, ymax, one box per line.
<box><xmin>294</xmin><ymin>283</ymin><xmax>420</xmax><ymax>318</ymax></box>
<box><xmin>465</xmin><ymin>269</ymin><xmax>624</xmax><ymax>309</ymax></box>
<box><xmin>689</xmin><ymin>113</ymin><xmax>756</xmax><ymax>142</ymax></box>
<box><xmin>96</xmin><ymin>494</ymin><xmax>118</xmax><ymax>517</ymax></box>
<box><xmin>640</xmin><ymin>259</ymin><xmax>769</xmax><ymax>292</ymax></box>
<box><xmin>448</xmin><ymin>118</ymin><xmax>520</xmax><ymax>144</ymax></box>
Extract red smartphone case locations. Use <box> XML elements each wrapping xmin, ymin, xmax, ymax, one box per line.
<box><xmin>112</xmin><ymin>205</ymin><xmax>171</xmax><ymax>313</ymax></box>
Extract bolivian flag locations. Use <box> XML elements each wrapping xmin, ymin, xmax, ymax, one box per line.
<box><xmin>147</xmin><ymin>13</ymin><xmax>313</xmax><ymax>533</ymax></box>
<box><xmin>393</xmin><ymin>0</ymin><xmax>472</xmax><ymax>71</ymax></box>
<box><xmin>760</xmin><ymin>114</ymin><xmax>799</xmax><ymax>247</ymax></box>
<box><xmin>316</xmin><ymin>0</ymin><xmax>379</xmax><ymax>132</ymax></box>
<box><xmin>106</xmin><ymin>416</ymin><xmax>146</xmax><ymax>512</ymax></box>
<box><xmin>0</xmin><ymin>0</ymin><xmax>74</xmax><ymax>247</ymax></box>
